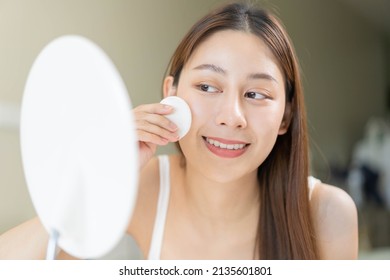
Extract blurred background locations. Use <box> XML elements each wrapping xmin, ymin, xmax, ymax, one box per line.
<box><xmin>0</xmin><ymin>0</ymin><xmax>389</xmax><ymax>259</ymax></box>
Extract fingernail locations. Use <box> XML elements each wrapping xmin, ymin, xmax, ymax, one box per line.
<box><xmin>162</xmin><ymin>104</ymin><xmax>173</xmax><ymax>111</ymax></box>
<box><xmin>171</xmin><ymin>135</ymin><xmax>180</xmax><ymax>142</ymax></box>
<box><xmin>169</xmin><ymin>122</ymin><xmax>178</xmax><ymax>131</ymax></box>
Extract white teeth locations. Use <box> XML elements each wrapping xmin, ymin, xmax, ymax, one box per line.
<box><xmin>205</xmin><ymin>137</ymin><xmax>246</xmax><ymax>150</ymax></box>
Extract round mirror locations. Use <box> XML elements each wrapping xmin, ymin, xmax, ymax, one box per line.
<box><xmin>20</xmin><ymin>35</ymin><xmax>139</xmax><ymax>259</ymax></box>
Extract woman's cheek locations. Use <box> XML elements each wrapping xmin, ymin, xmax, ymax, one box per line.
<box><xmin>187</xmin><ymin>96</ymin><xmax>214</xmax><ymax>125</ymax></box>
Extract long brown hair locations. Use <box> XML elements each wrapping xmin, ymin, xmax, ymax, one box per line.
<box><xmin>166</xmin><ymin>2</ymin><xmax>318</xmax><ymax>259</ymax></box>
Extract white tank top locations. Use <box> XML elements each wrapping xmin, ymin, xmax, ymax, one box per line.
<box><xmin>147</xmin><ymin>155</ymin><xmax>320</xmax><ymax>260</ymax></box>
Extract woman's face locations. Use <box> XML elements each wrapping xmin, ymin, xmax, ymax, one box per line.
<box><xmin>169</xmin><ymin>30</ymin><xmax>288</xmax><ymax>183</ymax></box>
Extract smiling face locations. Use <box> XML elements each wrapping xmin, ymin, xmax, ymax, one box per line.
<box><xmin>165</xmin><ymin>30</ymin><xmax>289</xmax><ymax>183</ymax></box>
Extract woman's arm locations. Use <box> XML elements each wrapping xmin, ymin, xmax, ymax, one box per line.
<box><xmin>0</xmin><ymin>217</ymin><xmax>78</xmax><ymax>260</ymax></box>
<box><xmin>0</xmin><ymin>217</ymin><xmax>49</xmax><ymax>259</ymax></box>
<box><xmin>311</xmin><ymin>183</ymin><xmax>359</xmax><ymax>259</ymax></box>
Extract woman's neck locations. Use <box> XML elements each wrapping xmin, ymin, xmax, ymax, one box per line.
<box><xmin>182</xmin><ymin>161</ymin><xmax>260</xmax><ymax>229</ymax></box>
<box><xmin>163</xmin><ymin>155</ymin><xmax>260</xmax><ymax>259</ymax></box>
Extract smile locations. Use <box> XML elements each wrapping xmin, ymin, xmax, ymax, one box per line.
<box><xmin>203</xmin><ymin>136</ymin><xmax>249</xmax><ymax>158</ymax></box>
<box><xmin>205</xmin><ymin>137</ymin><xmax>246</xmax><ymax>150</ymax></box>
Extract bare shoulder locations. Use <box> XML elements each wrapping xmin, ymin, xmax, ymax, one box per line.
<box><xmin>310</xmin><ymin>181</ymin><xmax>358</xmax><ymax>259</ymax></box>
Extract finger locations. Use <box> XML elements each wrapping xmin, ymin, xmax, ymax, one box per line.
<box><xmin>137</xmin><ymin>129</ymin><xmax>170</xmax><ymax>146</ymax></box>
<box><xmin>133</xmin><ymin>104</ymin><xmax>178</xmax><ymax>132</ymax></box>
<box><xmin>133</xmin><ymin>103</ymin><xmax>174</xmax><ymax>115</ymax></box>
<box><xmin>137</xmin><ymin>111</ymin><xmax>178</xmax><ymax>133</ymax></box>
<box><xmin>136</xmin><ymin>119</ymin><xmax>179</xmax><ymax>142</ymax></box>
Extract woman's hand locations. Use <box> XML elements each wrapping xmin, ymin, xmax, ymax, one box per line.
<box><xmin>133</xmin><ymin>103</ymin><xmax>179</xmax><ymax>169</ymax></box>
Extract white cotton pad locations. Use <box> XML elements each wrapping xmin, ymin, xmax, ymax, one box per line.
<box><xmin>160</xmin><ymin>96</ymin><xmax>192</xmax><ymax>139</ymax></box>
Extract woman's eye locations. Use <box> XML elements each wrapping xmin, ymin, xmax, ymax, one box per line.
<box><xmin>244</xmin><ymin>91</ymin><xmax>267</xmax><ymax>100</ymax></box>
<box><xmin>198</xmin><ymin>84</ymin><xmax>219</xmax><ymax>93</ymax></box>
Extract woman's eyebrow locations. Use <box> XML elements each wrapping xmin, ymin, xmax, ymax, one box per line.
<box><xmin>192</xmin><ymin>63</ymin><xmax>226</xmax><ymax>75</ymax></box>
<box><xmin>248</xmin><ymin>73</ymin><xmax>278</xmax><ymax>84</ymax></box>
<box><xmin>192</xmin><ymin>63</ymin><xmax>278</xmax><ymax>84</ymax></box>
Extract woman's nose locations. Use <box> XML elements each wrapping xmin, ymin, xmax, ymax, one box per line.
<box><xmin>215</xmin><ymin>94</ymin><xmax>247</xmax><ymax>129</ymax></box>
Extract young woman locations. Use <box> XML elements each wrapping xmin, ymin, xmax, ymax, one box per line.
<box><xmin>0</xmin><ymin>2</ymin><xmax>358</xmax><ymax>260</ymax></box>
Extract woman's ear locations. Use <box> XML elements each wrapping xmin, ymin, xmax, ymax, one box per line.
<box><xmin>278</xmin><ymin>102</ymin><xmax>292</xmax><ymax>135</ymax></box>
<box><xmin>163</xmin><ymin>76</ymin><xmax>177</xmax><ymax>98</ymax></box>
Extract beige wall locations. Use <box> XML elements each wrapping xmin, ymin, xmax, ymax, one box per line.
<box><xmin>0</xmin><ymin>0</ymin><xmax>388</xmax><ymax>234</ymax></box>
<box><xmin>0</xmin><ymin>0</ymin><xmax>225</xmax><ymax>233</ymax></box>
<box><xmin>267</xmin><ymin>0</ymin><xmax>388</xmax><ymax>176</ymax></box>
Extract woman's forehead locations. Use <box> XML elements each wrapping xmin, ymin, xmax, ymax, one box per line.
<box><xmin>183</xmin><ymin>30</ymin><xmax>283</xmax><ymax>80</ymax></box>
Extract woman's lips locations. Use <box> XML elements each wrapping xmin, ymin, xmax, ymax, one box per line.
<box><xmin>203</xmin><ymin>136</ymin><xmax>249</xmax><ymax>158</ymax></box>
